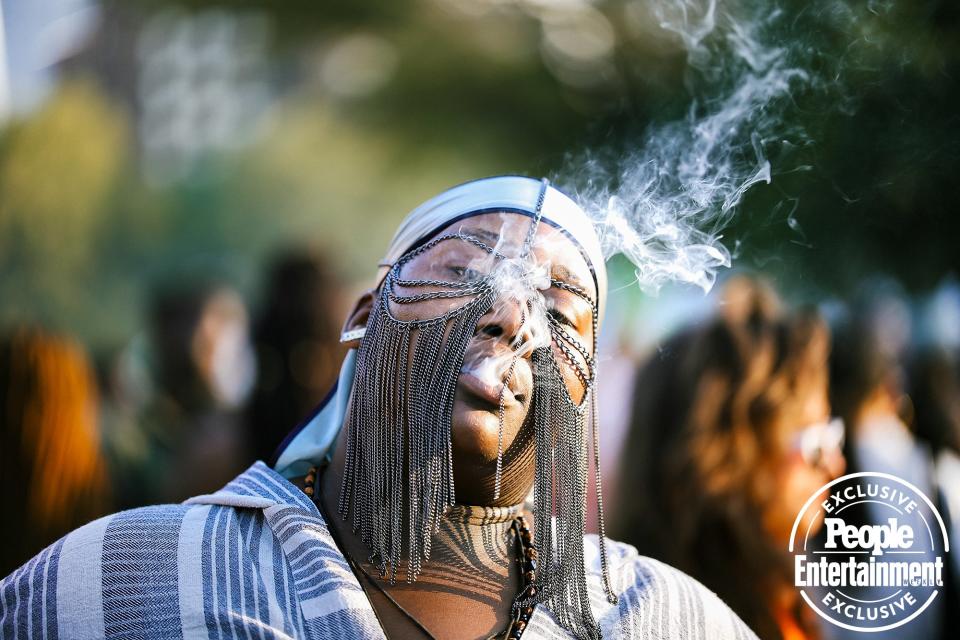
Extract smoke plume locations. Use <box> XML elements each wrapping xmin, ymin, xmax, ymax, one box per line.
<box><xmin>559</xmin><ymin>0</ymin><xmax>828</xmax><ymax>294</ymax></box>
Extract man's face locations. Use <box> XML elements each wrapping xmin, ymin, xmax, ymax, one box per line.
<box><xmin>387</xmin><ymin>212</ymin><xmax>597</xmax><ymax>504</ymax></box>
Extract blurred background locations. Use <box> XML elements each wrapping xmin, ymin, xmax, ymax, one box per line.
<box><xmin>1</xmin><ymin>0</ymin><xmax>958</xmax><ymax>637</ymax></box>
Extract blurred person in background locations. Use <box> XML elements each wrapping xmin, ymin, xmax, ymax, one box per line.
<box><xmin>108</xmin><ymin>279</ymin><xmax>255</xmax><ymax>506</ymax></box>
<box><xmin>828</xmin><ymin>282</ymin><xmax>926</xmax><ymax>490</ymax></box>
<box><xmin>910</xmin><ymin>279</ymin><xmax>960</xmax><ymax>525</ymax></box>
<box><xmin>906</xmin><ymin>280</ymin><xmax>960</xmax><ymax>624</ymax></box>
<box><xmin>613</xmin><ymin>275</ymin><xmax>844</xmax><ymax>640</ymax></box>
<box><xmin>908</xmin><ymin>345</ymin><xmax>960</xmax><ymax>623</ymax></box>
<box><xmin>910</xmin><ymin>347</ymin><xmax>960</xmax><ymax>485</ymax></box>
<box><xmin>0</xmin><ymin>327</ymin><xmax>112</xmax><ymax>576</ymax></box>
<box><xmin>245</xmin><ymin>249</ymin><xmax>345</xmax><ymax>462</ymax></box>
<box><xmin>823</xmin><ymin>281</ymin><xmax>948</xmax><ymax>639</ymax></box>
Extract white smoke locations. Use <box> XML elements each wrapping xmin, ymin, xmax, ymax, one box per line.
<box><xmin>560</xmin><ymin>0</ymin><xmax>815</xmax><ymax>294</ymax></box>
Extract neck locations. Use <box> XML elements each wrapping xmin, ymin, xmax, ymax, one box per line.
<box><xmin>318</xmin><ymin>418</ymin><xmax>531</xmax><ymax>638</ymax></box>
<box><xmin>319</xmin><ymin>455</ymin><xmax>521</xmax><ymax>586</ymax></box>
<box><xmin>318</xmin><ymin>455</ymin><xmax>524</xmax><ymax>639</ymax></box>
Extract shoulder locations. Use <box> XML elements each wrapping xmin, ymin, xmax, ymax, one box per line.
<box><xmin>4</xmin><ymin>503</ymin><xmax>199</xmax><ymax>575</ymax></box>
<box><xmin>582</xmin><ymin>535</ymin><xmax>759</xmax><ymax>640</ymax></box>
<box><xmin>0</xmin><ymin>502</ymin><xmax>233</xmax><ymax>637</ymax></box>
<box><xmin>0</xmin><ymin>504</ymin><xmax>262</xmax><ymax>638</ymax></box>
<box><xmin>1</xmin><ymin>502</ymin><xmax>213</xmax><ymax>591</ymax></box>
<box><xmin>60</xmin><ymin>503</ymin><xmax>201</xmax><ymax>552</ymax></box>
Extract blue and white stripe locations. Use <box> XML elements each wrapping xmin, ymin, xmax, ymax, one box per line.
<box><xmin>2</xmin><ymin>462</ymin><xmax>756</xmax><ymax>639</ymax></box>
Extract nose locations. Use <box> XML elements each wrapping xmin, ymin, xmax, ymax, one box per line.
<box><xmin>475</xmin><ymin>299</ymin><xmax>531</xmax><ymax>348</ymax></box>
<box><xmin>821</xmin><ymin>447</ymin><xmax>846</xmax><ymax>480</ymax></box>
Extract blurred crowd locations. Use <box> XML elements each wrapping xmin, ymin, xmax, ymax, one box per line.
<box><xmin>602</xmin><ymin>275</ymin><xmax>960</xmax><ymax>640</ymax></box>
<box><xmin>3</xmin><ymin>256</ymin><xmax>960</xmax><ymax>640</ymax></box>
<box><xmin>0</xmin><ymin>247</ymin><xmax>346</xmax><ymax>575</ymax></box>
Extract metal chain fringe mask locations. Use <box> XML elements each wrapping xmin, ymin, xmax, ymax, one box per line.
<box><xmin>338</xmin><ymin>180</ymin><xmax>617</xmax><ymax>640</ymax></box>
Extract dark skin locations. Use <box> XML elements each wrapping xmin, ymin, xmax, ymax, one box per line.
<box><xmin>317</xmin><ymin>213</ymin><xmax>598</xmax><ymax>639</ymax></box>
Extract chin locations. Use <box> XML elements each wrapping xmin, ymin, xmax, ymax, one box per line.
<box><xmin>450</xmin><ymin>402</ymin><xmax>503</xmax><ymax>463</ymax></box>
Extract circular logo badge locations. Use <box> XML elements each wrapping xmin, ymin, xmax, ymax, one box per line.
<box><xmin>789</xmin><ymin>472</ymin><xmax>950</xmax><ymax>632</ymax></box>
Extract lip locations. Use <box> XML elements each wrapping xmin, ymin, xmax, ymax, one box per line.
<box><xmin>457</xmin><ymin>371</ymin><xmax>519</xmax><ymax>409</ymax></box>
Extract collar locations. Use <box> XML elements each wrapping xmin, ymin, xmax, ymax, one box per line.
<box><xmin>184</xmin><ymin>460</ymin><xmax>320</xmax><ymax>515</ymax></box>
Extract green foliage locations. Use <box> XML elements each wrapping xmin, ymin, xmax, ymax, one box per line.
<box><xmin>1</xmin><ymin>0</ymin><xmax>958</xmax><ymax>350</ymax></box>
<box><xmin>0</xmin><ymin>79</ymin><xmax>129</xmax><ymax>344</ymax></box>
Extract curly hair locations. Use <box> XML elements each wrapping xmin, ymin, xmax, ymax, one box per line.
<box><xmin>613</xmin><ymin>276</ymin><xmax>830</xmax><ymax>640</ymax></box>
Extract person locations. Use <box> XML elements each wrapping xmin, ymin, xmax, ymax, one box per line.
<box><xmin>828</xmin><ymin>284</ymin><xmax>928</xmax><ymax>492</ymax></box>
<box><xmin>908</xmin><ymin>344</ymin><xmax>960</xmax><ymax>628</ymax></box>
<box><xmin>1</xmin><ymin>176</ymin><xmax>757</xmax><ymax>640</ymax></box>
<box><xmin>107</xmin><ymin>281</ymin><xmax>255</xmax><ymax>507</ymax></box>
<box><xmin>612</xmin><ymin>276</ymin><xmax>844</xmax><ymax>640</ymax></box>
<box><xmin>0</xmin><ymin>327</ymin><xmax>112</xmax><ymax>577</ymax></box>
<box><xmin>824</xmin><ymin>285</ymin><xmax>946</xmax><ymax>640</ymax></box>
<box><xmin>245</xmin><ymin>249</ymin><xmax>345</xmax><ymax>462</ymax></box>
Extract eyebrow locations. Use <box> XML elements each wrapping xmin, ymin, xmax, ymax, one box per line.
<box><xmin>458</xmin><ymin>226</ymin><xmax>502</xmax><ymax>249</ymax></box>
<box><xmin>552</xmin><ymin>265</ymin><xmax>585</xmax><ymax>289</ymax></box>
<box><xmin>550</xmin><ymin>265</ymin><xmax>599</xmax><ymax>310</ymax></box>
<box><xmin>459</xmin><ymin>225</ymin><xmax>595</xmax><ymax>300</ymax></box>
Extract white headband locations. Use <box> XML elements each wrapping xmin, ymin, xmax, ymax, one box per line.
<box><xmin>376</xmin><ymin>175</ymin><xmax>607</xmax><ymax>318</ymax></box>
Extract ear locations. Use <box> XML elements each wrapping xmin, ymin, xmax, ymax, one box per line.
<box><xmin>340</xmin><ymin>289</ymin><xmax>376</xmax><ymax>349</ymax></box>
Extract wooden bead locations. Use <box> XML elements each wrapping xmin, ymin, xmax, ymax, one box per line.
<box><xmin>301</xmin><ymin>467</ymin><xmax>318</xmax><ymax>497</ymax></box>
<box><xmin>524</xmin><ymin>585</ymin><xmax>537</xmax><ymax>597</ymax></box>
<box><xmin>524</xmin><ymin>570</ymin><xmax>535</xmax><ymax>582</ymax></box>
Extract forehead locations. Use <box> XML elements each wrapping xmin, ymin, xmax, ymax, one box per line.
<box><xmin>433</xmin><ymin>212</ymin><xmax>596</xmax><ymax>298</ymax></box>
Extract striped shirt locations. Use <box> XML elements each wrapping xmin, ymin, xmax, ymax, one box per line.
<box><xmin>1</xmin><ymin>462</ymin><xmax>757</xmax><ymax>639</ymax></box>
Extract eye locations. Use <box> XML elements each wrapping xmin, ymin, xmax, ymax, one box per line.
<box><xmin>449</xmin><ymin>265</ymin><xmax>482</xmax><ymax>281</ymax></box>
<box><xmin>548</xmin><ymin>308</ymin><xmax>576</xmax><ymax>328</ymax></box>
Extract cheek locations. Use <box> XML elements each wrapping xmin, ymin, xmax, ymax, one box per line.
<box><xmin>779</xmin><ymin>457</ymin><xmax>816</xmax><ymax>507</ymax></box>
<box><xmin>766</xmin><ymin>453</ymin><xmax>830</xmax><ymax>537</ymax></box>
<box><xmin>550</xmin><ymin>342</ymin><xmax>591</xmax><ymax>405</ymax></box>
<box><xmin>562</xmin><ymin>365</ymin><xmax>587</xmax><ymax>405</ymax></box>
<box><xmin>386</xmin><ymin>290</ymin><xmax>475</xmax><ymax>322</ymax></box>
